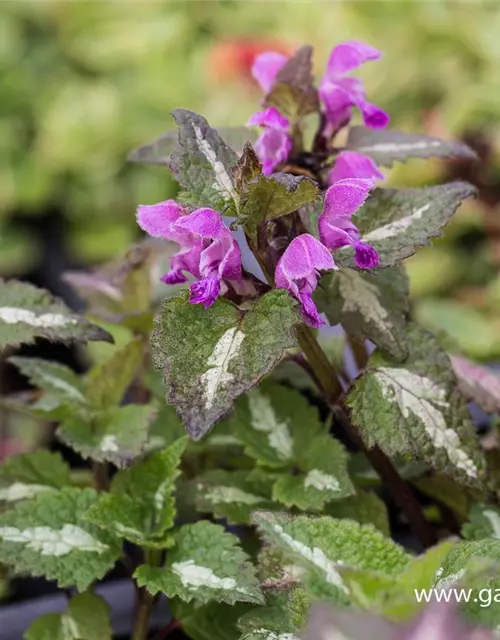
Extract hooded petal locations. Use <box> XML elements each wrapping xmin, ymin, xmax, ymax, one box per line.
<box><xmin>275</xmin><ymin>234</ymin><xmax>336</xmax><ymax>327</ymax></box>
<box><xmin>275</xmin><ymin>234</ymin><xmax>336</xmax><ymax>288</ymax></box>
<box><xmin>326</xmin><ymin>41</ymin><xmax>383</xmax><ymax>78</ymax></box>
<box><xmin>247</xmin><ymin>106</ymin><xmax>290</xmax><ymax>131</ymax></box>
<box><xmin>327</xmin><ymin>151</ymin><xmax>384</xmax><ymax>185</ymax></box>
<box><xmin>173</xmin><ymin>207</ymin><xmax>230</xmax><ymax>240</ymax></box>
<box><xmin>254</xmin><ymin>128</ymin><xmax>292</xmax><ymax>175</ymax></box>
<box><xmin>136</xmin><ymin>200</ymin><xmax>188</xmax><ymax>245</ymax></box>
<box><xmin>251</xmin><ymin>51</ymin><xmax>288</xmax><ymax>93</ymax></box>
<box><xmin>322</xmin><ymin>178</ymin><xmax>373</xmax><ymax>220</ymax></box>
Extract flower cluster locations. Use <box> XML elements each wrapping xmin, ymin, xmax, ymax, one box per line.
<box><xmin>249</xmin><ymin>40</ymin><xmax>388</xmax><ymax>174</ymax></box>
<box><xmin>137</xmin><ymin>40</ymin><xmax>387</xmax><ymax>328</ymax></box>
<box><xmin>275</xmin><ymin>150</ymin><xmax>382</xmax><ymax>327</ymax></box>
<box><xmin>137</xmin><ymin>201</ymin><xmax>243</xmax><ymax>309</ymax></box>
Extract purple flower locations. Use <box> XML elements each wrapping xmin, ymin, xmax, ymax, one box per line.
<box><xmin>137</xmin><ymin>202</ymin><xmax>243</xmax><ymax>308</ymax></box>
<box><xmin>318</xmin><ymin>178</ymin><xmax>379</xmax><ymax>269</ymax></box>
<box><xmin>247</xmin><ymin>107</ymin><xmax>292</xmax><ymax>175</ymax></box>
<box><xmin>319</xmin><ymin>41</ymin><xmax>389</xmax><ymax>131</ymax></box>
<box><xmin>327</xmin><ymin>151</ymin><xmax>384</xmax><ymax>185</ymax></box>
<box><xmin>251</xmin><ymin>51</ymin><xmax>288</xmax><ymax>93</ymax></box>
<box><xmin>275</xmin><ymin>234</ymin><xmax>336</xmax><ymax>328</ymax></box>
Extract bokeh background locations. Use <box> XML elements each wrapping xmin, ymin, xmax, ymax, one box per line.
<box><xmin>0</xmin><ymin>0</ymin><xmax>500</xmax><ymax>611</ymax></box>
<box><xmin>2</xmin><ymin>0</ymin><xmax>500</xmax><ymax>444</ymax></box>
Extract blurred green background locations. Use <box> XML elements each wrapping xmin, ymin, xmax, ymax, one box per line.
<box><xmin>2</xmin><ymin>0</ymin><xmax>500</xmax><ymax>359</ymax></box>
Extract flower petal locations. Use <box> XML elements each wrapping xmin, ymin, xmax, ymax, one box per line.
<box><xmin>353</xmin><ymin>241</ymin><xmax>379</xmax><ymax>269</ymax></box>
<box><xmin>136</xmin><ymin>200</ymin><xmax>187</xmax><ymax>243</ymax></box>
<box><xmin>246</xmin><ymin>106</ymin><xmax>290</xmax><ymax>131</ymax></box>
<box><xmin>161</xmin><ymin>246</ymin><xmax>202</xmax><ymax>284</ymax></box>
<box><xmin>319</xmin><ymin>216</ymin><xmax>359</xmax><ymax>251</ymax></box>
<box><xmin>173</xmin><ymin>208</ymin><xmax>229</xmax><ymax>240</ymax></box>
<box><xmin>299</xmin><ymin>292</ymin><xmax>325</xmax><ymax>328</ymax></box>
<box><xmin>275</xmin><ymin>234</ymin><xmax>336</xmax><ymax>287</ymax></box>
<box><xmin>327</xmin><ymin>151</ymin><xmax>384</xmax><ymax>185</ymax></box>
<box><xmin>254</xmin><ymin>128</ymin><xmax>292</xmax><ymax>175</ymax></box>
<box><xmin>199</xmin><ymin>236</ymin><xmax>242</xmax><ymax>281</ymax></box>
<box><xmin>275</xmin><ymin>234</ymin><xmax>335</xmax><ymax>327</ymax></box>
<box><xmin>251</xmin><ymin>51</ymin><xmax>288</xmax><ymax>93</ymax></box>
<box><xmin>189</xmin><ymin>276</ymin><xmax>221</xmax><ymax>309</ymax></box>
<box><xmin>361</xmin><ymin>101</ymin><xmax>390</xmax><ymax>129</ymax></box>
<box><xmin>326</xmin><ymin>41</ymin><xmax>382</xmax><ymax>78</ymax></box>
<box><xmin>322</xmin><ymin>178</ymin><xmax>373</xmax><ymax>220</ymax></box>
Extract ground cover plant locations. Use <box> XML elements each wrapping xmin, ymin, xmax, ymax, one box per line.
<box><xmin>2</xmin><ymin>40</ymin><xmax>500</xmax><ymax>639</ymax></box>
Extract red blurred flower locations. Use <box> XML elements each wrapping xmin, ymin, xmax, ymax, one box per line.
<box><xmin>207</xmin><ymin>38</ymin><xmax>294</xmax><ymax>84</ymax></box>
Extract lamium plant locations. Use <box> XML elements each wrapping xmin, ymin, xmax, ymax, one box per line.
<box><xmin>2</xmin><ymin>40</ymin><xmax>500</xmax><ymax>640</ymax></box>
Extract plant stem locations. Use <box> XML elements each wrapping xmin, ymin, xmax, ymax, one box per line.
<box><xmin>131</xmin><ymin>589</ymin><xmax>156</xmax><ymax>640</ymax></box>
<box><xmin>91</xmin><ymin>461</ymin><xmax>109</xmax><ymax>492</ymax></box>
<box><xmin>131</xmin><ymin>548</ymin><xmax>161</xmax><ymax>640</ymax></box>
<box><xmin>297</xmin><ymin>324</ymin><xmax>437</xmax><ymax>548</ymax></box>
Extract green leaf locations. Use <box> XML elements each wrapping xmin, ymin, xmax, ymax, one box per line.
<box><xmin>238</xmin><ymin>595</ymin><xmax>299</xmax><ymax>640</ymax></box>
<box><xmin>433</xmin><ymin>539</ymin><xmax>500</xmax><ymax>589</ymax></box>
<box><xmin>411</xmin><ymin>474</ymin><xmax>470</xmax><ymax>521</ymax></box>
<box><xmin>151</xmin><ymin>291</ymin><xmax>298</xmax><ymax>440</ymax></box>
<box><xmin>0</xmin><ymin>280</ymin><xmax>112</xmax><ymax>349</ymax></box>
<box><xmin>84</xmin><ymin>338</ymin><xmax>144</xmax><ymax>410</ymax></box>
<box><xmin>57</xmin><ymin>403</ymin><xmax>157</xmax><ymax>467</ymax></box>
<box><xmin>231</xmin><ymin>382</ymin><xmax>326</xmax><ymax>468</ymax></box>
<box><xmin>384</xmin><ymin>540</ymin><xmax>457</xmax><ymax>618</ymax></box>
<box><xmin>0</xmin><ymin>451</ymin><xmax>71</xmax><ymax>503</ymax></box>
<box><xmin>24</xmin><ymin>592</ymin><xmax>112</xmax><ymax>640</ymax></box>
<box><xmin>134</xmin><ymin>521</ymin><xmax>264</xmax><ymax>605</ymax></box>
<box><xmin>450</xmin><ymin>355</ymin><xmax>500</xmax><ymax>415</ymax></box>
<box><xmin>238</xmin><ymin>172</ymin><xmax>320</xmax><ymax>230</ymax></box>
<box><xmin>324</xmin><ymin>490</ymin><xmax>390</xmax><ymax>536</ymax></box>
<box><xmin>168</xmin><ymin>109</ymin><xmax>239</xmax><ymax>212</ymax></box>
<box><xmin>348</xmin><ymin>323</ymin><xmax>486</xmax><ymax>488</ymax></box>
<box><xmin>253</xmin><ymin>512</ymin><xmax>410</xmax><ymax>602</ymax></box>
<box><xmin>316</xmin><ymin>265</ymin><xmax>409</xmax><ymax>361</ymax></box>
<box><xmin>272</xmin><ymin>435</ymin><xmax>355</xmax><ymax>511</ymax></box>
<box><xmin>263</xmin><ymin>46</ymin><xmax>319</xmax><ymax>119</ymax></box>
<box><xmin>192</xmin><ymin>469</ymin><xmax>275</xmax><ymax>524</ymax></box>
<box><xmin>8</xmin><ymin>357</ymin><xmax>86</xmax><ymax>410</ymax></box>
<box><xmin>342</xmin><ymin>540</ymin><xmax>457</xmax><ymax>619</ymax></box>
<box><xmin>462</xmin><ymin>504</ymin><xmax>500</xmax><ymax>541</ymax></box>
<box><xmin>147</xmin><ymin>403</ymin><xmax>187</xmax><ymax>450</ymax></box>
<box><xmin>128</xmin><ymin>126</ymin><xmax>256</xmax><ymax>166</ymax></box>
<box><xmin>85</xmin><ymin>437</ymin><xmax>187</xmax><ymax>547</ymax></box>
<box><xmin>0</xmin><ymin>488</ymin><xmax>121</xmax><ymax>591</ymax></box>
<box><xmin>346</xmin><ymin>126</ymin><xmax>477</xmax><ymax>167</ymax></box>
<box><xmin>171</xmin><ymin>601</ymin><xmax>251</xmax><ymax>640</ymax></box>
<box><xmin>336</xmin><ymin>183</ymin><xmax>476</xmax><ymax>269</ymax></box>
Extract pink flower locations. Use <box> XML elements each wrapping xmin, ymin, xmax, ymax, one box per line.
<box><xmin>319</xmin><ymin>41</ymin><xmax>389</xmax><ymax>131</ymax></box>
<box><xmin>318</xmin><ymin>178</ymin><xmax>379</xmax><ymax>269</ymax></box>
<box><xmin>137</xmin><ymin>202</ymin><xmax>243</xmax><ymax>308</ymax></box>
<box><xmin>247</xmin><ymin>107</ymin><xmax>292</xmax><ymax>175</ymax></box>
<box><xmin>251</xmin><ymin>51</ymin><xmax>288</xmax><ymax>93</ymax></box>
<box><xmin>275</xmin><ymin>234</ymin><xmax>336</xmax><ymax>328</ymax></box>
<box><xmin>327</xmin><ymin>151</ymin><xmax>384</xmax><ymax>185</ymax></box>
<box><xmin>250</xmin><ymin>41</ymin><xmax>388</xmax><ymax>133</ymax></box>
